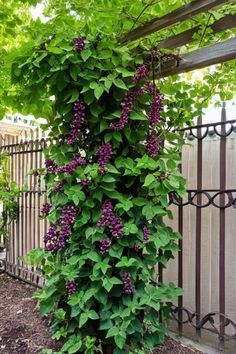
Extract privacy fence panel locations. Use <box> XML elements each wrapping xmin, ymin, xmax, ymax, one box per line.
<box><xmin>164</xmin><ymin>105</ymin><xmax>236</xmax><ymax>351</ymax></box>
<box><xmin>0</xmin><ymin>130</ymin><xmax>47</xmax><ymax>286</ymax></box>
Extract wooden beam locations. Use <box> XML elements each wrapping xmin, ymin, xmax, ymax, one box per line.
<box><xmin>154</xmin><ymin>37</ymin><xmax>236</xmax><ymax>78</ymax></box>
<box><xmin>120</xmin><ymin>0</ymin><xmax>228</xmax><ymax>43</ymax></box>
<box><xmin>156</xmin><ymin>14</ymin><xmax>236</xmax><ymax>50</ymax></box>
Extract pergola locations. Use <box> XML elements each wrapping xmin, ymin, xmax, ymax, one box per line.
<box><xmin>119</xmin><ymin>0</ymin><xmax>236</xmax><ymax>78</ymax></box>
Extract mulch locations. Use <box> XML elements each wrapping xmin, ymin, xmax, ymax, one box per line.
<box><xmin>0</xmin><ymin>273</ymin><xmax>204</xmax><ymax>354</ymax></box>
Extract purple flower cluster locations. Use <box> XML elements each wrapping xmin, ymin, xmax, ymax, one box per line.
<box><xmin>56</xmin><ymin>156</ymin><xmax>86</xmax><ymax>173</ymax></box>
<box><xmin>41</xmin><ymin>202</ymin><xmax>52</xmax><ymax>216</ymax></box>
<box><xmin>81</xmin><ymin>178</ymin><xmax>90</xmax><ymax>187</ymax></box>
<box><xmin>60</xmin><ymin>205</ymin><xmax>77</xmax><ymax>225</ymax></box>
<box><xmin>123</xmin><ymin>272</ymin><xmax>134</xmax><ymax>294</ymax></box>
<box><xmin>110</xmin><ymin>90</ymin><xmax>135</xmax><ymax>131</ymax></box>
<box><xmin>96</xmin><ymin>143</ymin><xmax>112</xmax><ymax>174</ymax></box>
<box><xmin>44</xmin><ymin>222</ymin><xmax>58</xmax><ymax>252</ymax></box>
<box><xmin>73</xmin><ymin>37</ymin><xmax>85</xmax><ymax>52</ymax></box>
<box><xmin>133</xmin><ymin>64</ymin><xmax>148</xmax><ymax>84</ymax></box>
<box><xmin>109</xmin><ymin>87</ymin><xmax>145</xmax><ymax>131</ymax></box>
<box><xmin>44</xmin><ymin>205</ymin><xmax>77</xmax><ymax>252</ymax></box>
<box><xmin>45</xmin><ymin>159</ymin><xmax>57</xmax><ymax>172</ymax></box>
<box><xmin>97</xmin><ymin>200</ymin><xmax>123</xmax><ymax>238</ymax></box>
<box><xmin>143</xmin><ymin>226</ymin><xmax>149</xmax><ymax>244</ymax></box>
<box><xmin>66</xmin><ymin>281</ymin><xmax>77</xmax><ymax>296</ymax></box>
<box><xmin>54</xmin><ymin>180</ymin><xmax>65</xmax><ymax>191</ymax></box>
<box><xmin>133</xmin><ymin>245</ymin><xmax>141</xmax><ymax>253</ymax></box>
<box><xmin>67</xmin><ymin>100</ymin><xmax>86</xmax><ymax>145</ymax></box>
<box><xmin>145</xmin><ymin>82</ymin><xmax>164</xmax><ymax>126</ymax></box>
<box><xmin>146</xmin><ymin>133</ymin><xmax>160</xmax><ymax>158</ymax></box>
<box><xmin>99</xmin><ymin>239</ymin><xmax>112</xmax><ymax>254</ymax></box>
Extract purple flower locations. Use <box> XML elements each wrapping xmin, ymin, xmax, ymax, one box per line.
<box><xmin>67</xmin><ymin>100</ymin><xmax>86</xmax><ymax>145</ymax></box>
<box><xmin>41</xmin><ymin>202</ymin><xmax>52</xmax><ymax>216</ymax></box>
<box><xmin>110</xmin><ymin>90</ymin><xmax>135</xmax><ymax>131</ymax></box>
<box><xmin>133</xmin><ymin>64</ymin><xmax>148</xmax><ymax>84</ymax></box>
<box><xmin>56</xmin><ymin>155</ymin><xmax>86</xmax><ymax>173</ymax></box>
<box><xmin>110</xmin><ymin>87</ymin><xmax>145</xmax><ymax>131</ymax></box>
<box><xmin>146</xmin><ymin>82</ymin><xmax>164</xmax><ymax>126</ymax></box>
<box><xmin>73</xmin><ymin>37</ymin><xmax>85</xmax><ymax>52</ymax></box>
<box><xmin>96</xmin><ymin>143</ymin><xmax>112</xmax><ymax>175</ymax></box>
<box><xmin>45</xmin><ymin>159</ymin><xmax>57</xmax><ymax>172</ymax></box>
<box><xmin>54</xmin><ymin>180</ymin><xmax>65</xmax><ymax>191</ymax></box>
<box><xmin>108</xmin><ymin>214</ymin><xmax>123</xmax><ymax>238</ymax></box>
<box><xmin>66</xmin><ymin>281</ymin><xmax>77</xmax><ymax>296</ymax></box>
<box><xmin>133</xmin><ymin>245</ymin><xmax>141</xmax><ymax>252</ymax></box>
<box><xmin>146</xmin><ymin>133</ymin><xmax>161</xmax><ymax>158</ymax></box>
<box><xmin>100</xmin><ymin>239</ymin><xmax>112</xmax><ymax>254</ymax></box>
<box><xmin>123</xmin><ymin>272</ymin><xmax>134</xmax><ymax>294</ymax></box>
<box><xmin>60</xmin><ymin>205</ymin><xmax>78</xmax><ymax>225</ymax></box>
<box><xmin>97</xmin><ymin>200</ymin><xmax>123</xmax><ymax>238</ymax></box>
<box><xmin>44</xmin><ymin>222</ymin><xmax>58</xmax><ymax>251</ymax></box>
<box><xmin>97</xmin><ymin>200</ymin><xmax>113</xmax><ymax>227</ymax></box>
<box><xmin>143</xmin><ymin>226</ymin><xmax>149</xmax><ymax>244</ymax></box>
<box><xmin>81</xmin><ymin>178</ymin><xmax>90</xmax><ymax>187</ymax></box>
<box><xmin>44</xmin><ymin>205</ymin><xmax>78</xmax><ymax>253</ymax></box>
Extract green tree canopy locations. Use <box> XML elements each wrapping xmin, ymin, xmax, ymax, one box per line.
<box><xmin>0</xmin><ymin>0</ymin><xmax>236</xmax><ymax>118</ymax></box>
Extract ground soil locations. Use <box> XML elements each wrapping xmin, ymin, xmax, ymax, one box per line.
<box><xmin>0</xmin><ymin>273</ymin><xmax>204</xmax><ymax>354</ymax></box>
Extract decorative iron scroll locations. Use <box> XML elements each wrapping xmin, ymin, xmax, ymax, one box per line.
<box><xmin>179</xmin><ymin>119</ymin><xmax>236</xmax><ymax>139</ymax></box>
<box><xmin>171</xmin><ymin>306</ymin><xmax>236</xmax><ymax>341</ymax></box>
<box><xmin>169</xmin><ymin>190</ymin><xmax>236</xmax><ymax>209</ymax></box>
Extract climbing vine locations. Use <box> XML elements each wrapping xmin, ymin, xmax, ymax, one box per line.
<box><xmin>18</xmin><ymin>33</ymin><xmax>196</xmax><ymax>353</ymax></box>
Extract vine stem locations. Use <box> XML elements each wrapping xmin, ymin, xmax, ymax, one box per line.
<box><xmin>130</xmin><ymin>0</ymin><xmax>162</xmax><ymax>31</ymax></box>
<box><xmin>199</xmin><ymin>13</ymin><xmax>213</xmax><ymax>48</ymax></box>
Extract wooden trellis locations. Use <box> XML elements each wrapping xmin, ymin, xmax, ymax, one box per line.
<box><xmin>120</xmin><ymin>0</ymin><xmax>236</xmax><ymax>78</ymax></box>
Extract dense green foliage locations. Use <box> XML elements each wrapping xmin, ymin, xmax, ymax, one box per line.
<box><xmin>1</xmin><ymin>0</ymin><xmax>236</xmax><ymax>117</ymax></box>
<box><xmin>23</xmin><ymin>36</ymin><xmax>190</xmax><ymax>353</ymax></box>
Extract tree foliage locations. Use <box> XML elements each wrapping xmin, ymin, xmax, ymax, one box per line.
<box><xmin>1</xmin><ymin>0</ymin><xmax>236</xmax><ymax>117</ymax></box>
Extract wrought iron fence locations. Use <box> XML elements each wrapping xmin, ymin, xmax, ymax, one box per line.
<box><xmin>0</xmin><ymin>105</ymin><xmax>236</xmax><ymax>348</ymax></box>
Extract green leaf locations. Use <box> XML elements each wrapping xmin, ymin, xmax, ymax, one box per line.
<box><xmin>81</xmin><ymin>49</ymin><xmax>92</xmax><ymax>61</ymax></box>
<box><xmin>88</xmin><ymin>310</ymin><xmax>99</xmax><ymax>320</ymax></box>
<box><xmin>47</xmin><ymin>46</ymin><xmax>64</xmax><ymax>54</ymax></box>
<box><xmin>103</xmin><ymin>278</ymin><xmax>113</xmax><ymax>292</ymax></box>
<box><xmin>110</xmin><ymin>277</ymin><xmax>123</xmax><ymax>285</ymax></box>
<box><xmin>114</xmin><ymin>79</ymin><xmax>128</xmax><ymax>90</ymax></box>
<box><xmin>70</xmin><ymin>66</ymin><xmax>79</xmax><ymax>81</ymax></box>
<box><xmin>103</xmin><ymin>174</ymin><xmax>116</xmax><ymax>183</ymax></box>
<box><xmin>115</xmin><ymin>333</ymin><xmax>126</xmax><ymax>349</ymax></box>
<box><xmin>86</xmin><ymin>250</ymin><xmax>101</xmax><ymax>263</ymax></box>
<box><xmin>99</xmin><ymin>319</ymin><xmax>113</xmax><ymax>330</ymax></box>
<box><xmin>67</xmin><ymin>255</ymin><xmax>80</xmax><ymax>265</ymax></box>
<box><xmin>79</xmin><ymin>312</ymin><xmax>89</xmax><ymax>328</ymax></box>
<box><xmin>133</xmin><ymin>197</ymin><xmax>147</xmax><ymax>206</ymax></box>
<box><xmin>67</xmin><ymin>90</ymin><xmax>79</xmax><ymax>103</ymax></box>
<box><xmin>144</xmin><ymin>174</ymin><xmax>155</xmax><ymax>187</ymax></box>
<box><xmin>94</xmin><ymin>85</ymin><xmax>104</xmax><ymax>100</ymax></box>
<box><xmin>106</xmin><ymin>326</ymin><xmax>119</xmax><ymax>338</ymax></box>
<box><xmin>130</xmin><ymin>111</ymin><xmax>147</xmax><ymax>121</ymax></box>
<box><xmin>68</xmin><ymin>341</ymin><xmax>82</xmax><ymax>354</ymax></box>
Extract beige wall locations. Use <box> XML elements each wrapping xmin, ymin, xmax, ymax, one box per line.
<box><xmin>164</xmin><ymin>133</ymin><xmax>236</xmax><ymax>340</ymax></box>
